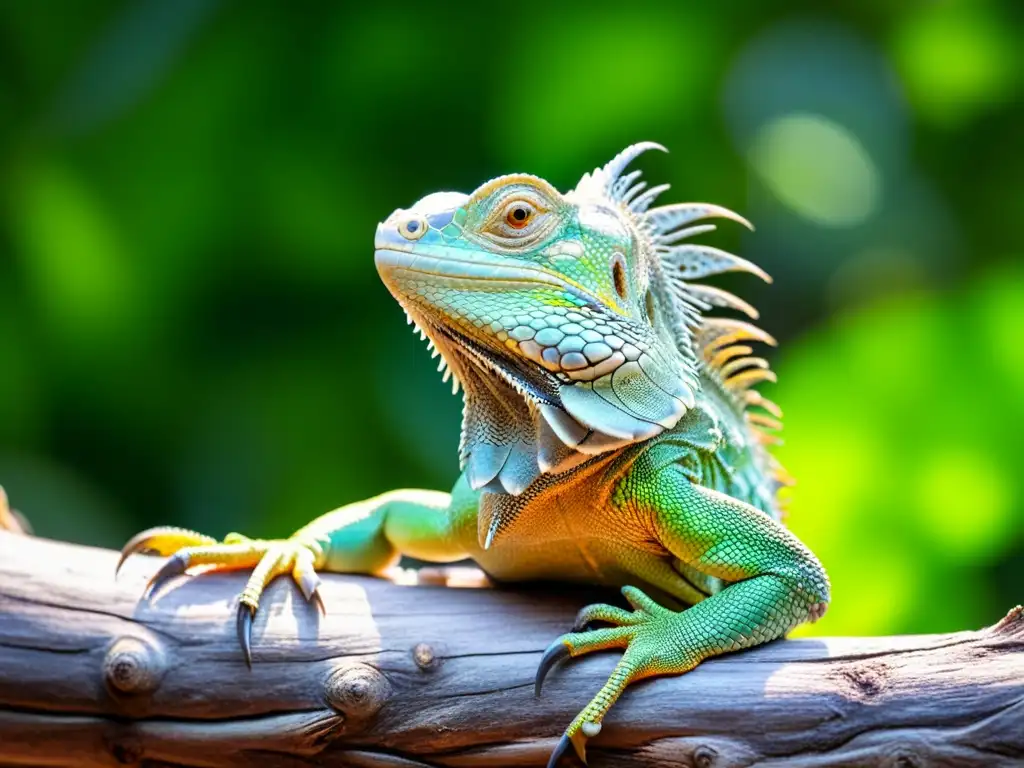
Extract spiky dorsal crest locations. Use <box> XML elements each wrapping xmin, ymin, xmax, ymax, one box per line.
<box><xmin>577</xmin><ymin>142</ymin><xmax>787</xmax><ymax>478</ymax></box>
<box><xmin>573</xmin><ymin>141</ymin><xmax>669</xmax><ymax>202</ymax></box>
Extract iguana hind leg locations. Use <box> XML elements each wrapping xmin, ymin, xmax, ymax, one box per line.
<box><xmin>536</xmin><ymin>462</ymin><xmax>830</xmax><ymax>766</ymax></box>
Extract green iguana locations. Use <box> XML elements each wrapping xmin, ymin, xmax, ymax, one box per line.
<box><xmin>118</xmin><ymin>143</ymin><xmax>830</xmax><ymax>766</ymax></box>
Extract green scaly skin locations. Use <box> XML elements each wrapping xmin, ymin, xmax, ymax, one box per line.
<box><xmin>120</xmin><ymin>143</ymin><xmax>830</xmax><ymax>766</ymax></box>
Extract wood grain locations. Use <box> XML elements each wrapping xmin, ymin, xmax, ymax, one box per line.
<box><xmin>0</xmin><ymin>531</ymin><xmax>1021</xmax><ymax>767</ymax></box>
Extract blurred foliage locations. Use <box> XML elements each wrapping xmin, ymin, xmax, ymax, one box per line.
<box><xmin>782</xmin><ymin>266</ymin><xmax>1024</xmax><ymax>637</ymax></box>
<box><xmin>0</xmin><ymin>1</ymin><xmax>1020</xmax><ymax>636</ymax></box>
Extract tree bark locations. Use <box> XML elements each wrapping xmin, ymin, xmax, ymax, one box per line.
<box><xmin>0</xmin><ymin>531</ymin><xmax>1021</xmax><ymax>768</ymax></box>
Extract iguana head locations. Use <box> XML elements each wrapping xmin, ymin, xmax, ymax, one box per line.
<box><xmin>375</xmin><ymin>142</ymin><xmax>762</xmax><ymax>503</ymax></box>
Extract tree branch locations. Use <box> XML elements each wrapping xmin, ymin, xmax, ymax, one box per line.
<box><xmin>0</xmin><ymin>531</ymin><xmax>1021</xmax><ymax>767</ymax></box>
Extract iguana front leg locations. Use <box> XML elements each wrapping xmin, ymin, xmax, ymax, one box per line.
<box><xmin>536</xmin><ymin>459</ymin><xmax>830</xmax><ymax>766</ymax></box>
<box><xmin>118</xmin><ymin>478</ymin><xmax>478</xmax><ymax>665</ymax></box>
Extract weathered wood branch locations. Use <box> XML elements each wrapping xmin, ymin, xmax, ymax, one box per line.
<box><xmin>0</xmin><ymin>531</ymin><xmax>1021</xmax><ymax>767</ymax></box>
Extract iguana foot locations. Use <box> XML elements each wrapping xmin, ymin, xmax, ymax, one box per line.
<box><xmin>0</xmin><ymin>486</ymin><xmax>31</xmax><ymax>535</ymax></box>
<box><xmin>118</xmin><ymin>526</ymin><xmax>325</xmax><ymax>667</ymax></box>
<box><xmin>536</xmin><ymin>586</ymin><xmax>700</xmax><ymax>767</ymax></box>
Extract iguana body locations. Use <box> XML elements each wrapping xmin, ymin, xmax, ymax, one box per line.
<box><xmin>120</xmin><ymin>143</ymin><xmax>830</xmax><ymax>766</ymax></box>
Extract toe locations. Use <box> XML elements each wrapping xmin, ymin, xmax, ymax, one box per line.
<box><xmin>561</xmin><ymin>627</ymin><xmax>632</xmax><ymax>656</ymax></box>
<box><xmin>117</xmin><ymin>526</ymin><xmax>217</xmax><ymax>576</ymax></box>
<box><xmin>291</xmin><ymin>546</ymin><xmax>325</xmax><ymax>614</ymax></box>
<box><xmin>551</xmin><ymin>652</ymin><xmax>642</xmax><ymax>766</ymax></box>
<box><xmin>310</xmin><ymin>587</ymin><xmax>326</xmax><ymax>616</ymax></box>
<box><xmin>573</xmin><ymin>603</ymin><xmax>638</xmax><ymax>631</ymax></box>
<box><xmin>620</xmin><ymin>585</ymin><xmax>667</xmax><ymax>616</ymax></box>
<box><xmin>535</xmin><ymin>626</ymin><xmax>632</xmax><ymax>698</ymax></box>
<box><xmin>143</xmin><ymin>551</ymin><xmax>189</xmax><ymax>596</ymax></box>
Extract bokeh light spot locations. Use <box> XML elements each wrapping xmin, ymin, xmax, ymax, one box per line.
<box><xmin>776</xmin><ymin>269</ymin><xmax>1024</xmax><ymax>635</ymax></box>
<box><xmin>891</xmin><ymin>3</ymin><xmax>1017</xmax><ymax>127</ymax></box>
<box><xmin>974</xmin><ymin>263</ymin><xmax>1024</xmax><ymax>387</ymax></box>
<box><xmin>9</xmin><ymin>161</ymin><xmax>136</xmax><ymax>345</ymax></box>
<box><xmin>748</xmin><ymin>112</ymin><xmax>880</xmax><ymax>227</ymax></box>
<box><xmin>914</xmin><ymin>449</ymin><xmax>1013</xmax><ymax>560</ymax></box>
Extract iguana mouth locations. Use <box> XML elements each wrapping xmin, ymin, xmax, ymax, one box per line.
<box><xmin>374</xmin><ymin>248</ymin><xmax>592</xmax><ymax>301</ymax></box>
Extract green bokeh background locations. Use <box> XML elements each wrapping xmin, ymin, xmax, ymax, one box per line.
<box><xmin>1</xmin><ymin>1</ymin><xmax>1020</xmax><ymax>637</ymax></box>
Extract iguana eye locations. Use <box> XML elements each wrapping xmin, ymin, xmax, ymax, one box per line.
<box><xmin>505</xmin><ymin>202</ymin><xmax>534</xmax><ymax>229</ymax></box>
<box><xmin>478</xmin><ymin>187</ymin><xmax>555</xmax><ymax>243</ymax></box>
<box><xmin>397</xmin><ymin>214</ymin><xmax>428</xmax><ymax>241</ymax></box>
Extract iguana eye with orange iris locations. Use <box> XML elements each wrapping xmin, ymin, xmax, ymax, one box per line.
<box><xmin>505</xmin><ymin>202</ymin><xmax>534</xmax><ymax>229</ymax></box>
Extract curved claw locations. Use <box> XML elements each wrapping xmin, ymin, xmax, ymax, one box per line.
<box><xmin>117</xmin><ymin>526</ymin><xmax>216</xmax><ymax>576</ymax></box>
<box><xmin>237</xmin><ymin>603</ymin><xmax>254</xmax><ymax>669</ymax></box>
<box><xmin>143</xmin><ymin>553</ymin><xmax>188</xmax><ymax>597</ymax></box>
<box><xmin>294</xmin><ymin>565</ymin><xmax>325</xmax><ymax>614</ymax></box>
<box><xmin>546</xmin><ymin>733</ymin><xmax>576</xmax><ymax>768</ymax></box>
<box><xmin>116</xmin><ymin>548</ymin><xmax>140</xmax><ymax>577</ymax></box>
<box><xmin>0</xmin><ymin>487</ymin><xmax>31</xmax><ymax>535</ymax></box>
<box><xmin>535</xmin><ymin>640</ymin><xmax>570</xmax><ymax>697</ymax></box>
<box><xmin>311</xmin><ymin>587</ymin><xmax>326</xmax><ymax>616</ymax></box>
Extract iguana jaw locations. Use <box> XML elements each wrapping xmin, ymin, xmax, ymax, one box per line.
<box><xmin>374</xmin><ymin>224</ymin><xmax>634</xmax><ymax>386</ymax></box>
<box><xmin>375</xmin><ymin>247</ymin><xmax>584</xmax><ymax>297</ymax></box>
<box><xmin>375</xmin><ymin>208</ymin><xmax>693</xmax><ymax>443</ymax></box>
<box><xmin>374</xmin><ymin>244</ymin><xmax>565</xmax><ymax>412</ymax></box>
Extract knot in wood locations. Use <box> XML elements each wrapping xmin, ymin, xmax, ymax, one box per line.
<box><xmin>104</xmin><ymin>730</ymin><xmax>143</xmax><ymax>765</ymax></box>
<box><xmin>104</xmin><ymin>636</ymin><xmax>166</xmax><ymax>695</ymax></box>
<box><xmin>891</xmin><ymin>753</ymin><xmax>921</xmax><ymax>768</ymax></box>
<box><xmin>413</xmin><ymin>642</ymin><xmax>436</xmax><ymax>670</ymax></box>
<box><xmin>693</xmin><ymin>744</ymin><xmax>719</xmax><ymax>768</ymax></box>
<box><xmin>840</xmin><ymin>660</ymin><xmax>889</xmax><ymax>699</ymax></box>
<box><xmin>325</xmin><ymin>663</ymin><xmax>390</xmax><ymax>719</ymax></box>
